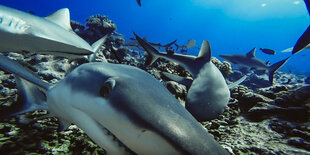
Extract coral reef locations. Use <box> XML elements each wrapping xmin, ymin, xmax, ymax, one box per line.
<box><xmin>72</xmin><ymin>15</ymin><xmax>117</xmax><ymax>44</ymax></box>
<box><xmin>211</xmin><ymin>58</ymin><xmax>232</xmax><ymax>78</ymax></box>
<box><xmin>0</xmin><ymin>13</ymin><xmax>309</xmax><ymax>154</ymax></box>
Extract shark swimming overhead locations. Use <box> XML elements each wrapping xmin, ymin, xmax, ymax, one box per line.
<box><xmin>0</xmin><ymin>54</ymin><xmax>228</xmax><ymax>154</ymax></box>
<box><xmin>219</xmin><ymin>48</ymin><xmax>290</xmax><ymax>85</ymax></box>
<box><xmin>291</xmin><ymin>0</ymin><xmax>310</xmax><ymax>54</ymax></box>
<box><xmin>0</xmin><ymin>4</ymin><xmax>107</xmax><ymax>62</ymax></box>
<box><xmin>134</xmin><ymin>32</ymin><xmax>230</xmax><ymax>122</ymax></box>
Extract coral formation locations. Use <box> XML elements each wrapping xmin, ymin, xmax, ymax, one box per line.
<box><xmin>211</xmin><ymin>57</ymin><xmax>232</xmax><ymax>78</ymax></box>
<box><xmin>72</xmin><ymin>15</ymin><xmax>117</xmax><ymax>44</ymax></box>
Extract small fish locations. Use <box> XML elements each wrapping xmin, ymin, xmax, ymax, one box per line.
<box><xmin>260</xmin><ymin>48</ymin><xmax>276</xmax><ymax>55</ymax></box>
<box><xmin>136</xmin><ymin>0</ymin><xmax>141</xmax><ymax>6</ymax></box>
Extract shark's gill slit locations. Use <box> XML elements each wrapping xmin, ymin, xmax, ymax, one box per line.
<box><xmin>9</xmin><ymin>18</ymin><xmax>13</xmax><ymax>27</ymax></box>
<box><xmin>15</xmin><ymin>20</ymin><xmax>20</xmax><ymax>29</ymax></box>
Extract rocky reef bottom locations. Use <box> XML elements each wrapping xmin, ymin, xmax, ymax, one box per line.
<box><xmin>0</xmin><ymin>47</ymin><xmax>309</xmax><ymax>154</ymax></box>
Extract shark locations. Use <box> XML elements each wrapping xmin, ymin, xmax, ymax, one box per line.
<box><xmin>219</xmin><ymin>48</ymin><xmax>290</xmax><ymax>85</ymax></box>
<box><xmin>124</xmin><ymin>37</ymin><xmax>177</xmax><ymax>52</ymax></box>
<box><xmin>0</xmin><ymin>4</ymin><xmax>107</xmax><ymax>62</ymax></box>
<box><xmin>291</xmin><ymin>0</ymin><xmax>310</xmax><ymax>54</ymax></box>
<box><xmin>0</xmin><ymin>54</ymin><xmax>228</xmax><ymax>154</ymax></box>
<box><xmin>134</xmin><ymin>32</ymin><xmax>230</xmax><ymax>122</ymax></box>
<box><xmin>175</xmin><ymin>39</ymin><xmax>200</xmax><ymax>52</ymax></box>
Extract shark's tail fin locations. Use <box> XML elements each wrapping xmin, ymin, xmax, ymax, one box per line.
<box><xmin>268</xmin><ymin>57</ymin><xmax>290</xmax><ymax>85</ymax></box>
<box><xmin>89</xmin><ymin>35</ymin><xmax>108</xmax><ymax>62</ymax></box>
<box><xmin>0</xmin><ymin>55</ymin><xmax>50</xmax><ymax>117</ymax></box>
<box><xmin>133</xmin><ymin>32</ymin><xmax>161</xmax><ymax>65</ymax></box>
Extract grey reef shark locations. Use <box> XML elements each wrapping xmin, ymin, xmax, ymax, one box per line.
<box><xmin>175</xmin><ymin>39</ymin><xmax>200</xmax><ymax>53</ymax></box>
<box><xmin>219</xmin><ymin>48</ymin><xmax>290</xmax><ymax>85</ymax></box>
<box><xmin>0</xmin><ymin>4</ymin><xmax>107</xmax><ymax>62</ymax></box>
<box><xmin>134</xmin><ymin>32</ymin><xmax>240</xmax><ymax>122</ymax></box>
<box><xmin>290</xmin><ymin>0</ymin><xmax>310</xmax><ymax>54</ymax></box>
<box><xmin>124</xmin><ymin>37</ymin><xmax>177</xmax><ymax>52</ymax></box>
<box><xmin>0</xmin><ymin>55</ymin><xmax>229</xmax><ymax>154</ymax></box>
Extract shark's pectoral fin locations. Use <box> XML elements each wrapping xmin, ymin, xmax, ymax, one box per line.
<box><xmin>0</xmin><ymin>76</ymin><xmax>47</xmax><ymax>118</ymax></box>
<box><xmin>45</xmin><ymin>8</ymin><xmax>73</xmax><ymax>32</ymax></box>
<box><xmin>196</xmin><ymin>40</ymin><xmax>211</xmax><ymax>62</ymax></box>
<box><xmin>246</xmin><ymin>48</ymin><xmax>256</xmax><ymax>58</ymax></box>
<box><xmin>161</xmin><ymin>72</ymin><xmax>193</xmax><ymax>89</ymax></box>
<box><xmin>292</xmin><ymin>25</ymin><xmax>310</xmax><ymax>54</ymax></box>
<box><xmin>0</xmin><ymin>55</ymin><xmax>50</xmax><ymax>90</ymax></box>
<box><xmin>58</xmin><ymin>119</ymin><xmax>71</xmax><ymax>132</ymax></box>
<box><xmin>228</xmin><ymin>75</ymin><xmax>247</xmax><ymax>89</ymax></box>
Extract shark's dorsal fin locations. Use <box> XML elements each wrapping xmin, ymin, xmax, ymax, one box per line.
<box><xmin>196</xmin><ymin>40</ymin><xmax>211</xmax><ymax>62</ymax></box>
<box><xmin>45</xmin><ymin>8</ymin><xmax>73</xmax><ymax>32</ymax></box>
<box><xmin>246</xmin><ymin>48</ymin><xmax>256</xmax><ymax>58</ymax></box>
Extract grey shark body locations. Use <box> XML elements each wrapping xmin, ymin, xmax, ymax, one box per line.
<box><xmin>134</xmin><ymin>32</ymin><xmax>230</xmax><ymax>122</ymax></box>
<box><xmin>0</xmin><ymin>5</ymin><xmax>106</xmax><ymax>61</ymax></box>
<box><xmin>0</xmin><ymin>54</ymin><xmax>227</xmax><ymax>154</ymax></box>
<box><xmin>219</xmin><ymin>48</ymin><xmax>290</xmax><ymax>84</ymax></box>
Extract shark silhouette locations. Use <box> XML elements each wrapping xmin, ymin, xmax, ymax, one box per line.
<box><xmin>291</xmin><ymin>0</ymin><xmax>310</xmax><ymax>54</ymax></box>
<box><xmin>134</xmin><ymin>32</ymin><xmax>231</xmax><ymax>122</ymax></box>
<box><xmin>219</xmin><ymin>48</ymin><xmax>290</xmax><ymax>85</ymax></box>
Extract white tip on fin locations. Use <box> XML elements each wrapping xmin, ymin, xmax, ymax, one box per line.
<box><xmin>45</xmin><ymin>8</ymin><xmax>73</xmax><ymax>32</ymax></box>
<box><xmin>197</xmin><ymin>40</ymin><xmax>211</xmax><ymax>62</ymax></box>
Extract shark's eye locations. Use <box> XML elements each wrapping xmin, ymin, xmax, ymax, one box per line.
<box><xmin>100</xmin><ymin>85</ymin><xmax>109</xmax><ymax>97</ymax></box>
<box><xmin>99</xmin><ymin>78</ymin><xmax>116</xmax><ymax>98</ymax></box>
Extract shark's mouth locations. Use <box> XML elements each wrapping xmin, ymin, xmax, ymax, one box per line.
<box><xmin>95</xmin><ymin>121</ymin><xmax>136</xmax><ymax>154</ymax></box>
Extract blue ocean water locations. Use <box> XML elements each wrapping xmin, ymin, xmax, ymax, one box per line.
<box><xmin>1</xmin><ymin>0</ymin><xmax>309</xmax><ymax>75</ymax></box>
